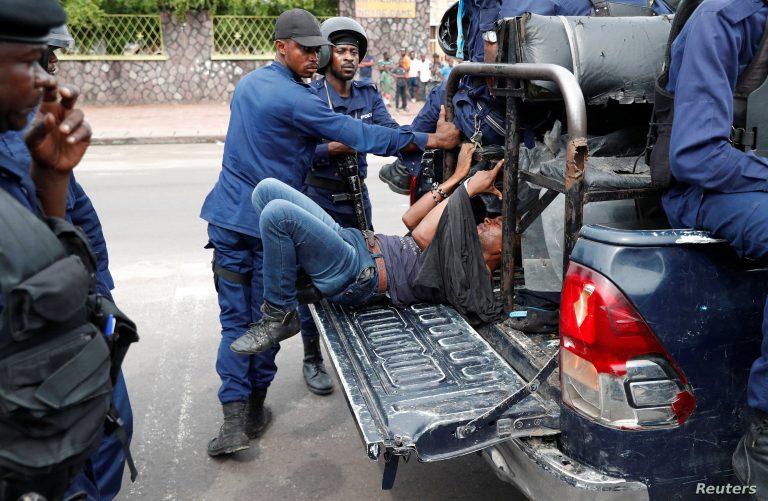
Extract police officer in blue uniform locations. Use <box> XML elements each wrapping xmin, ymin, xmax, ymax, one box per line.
<box><xmin>660</xmin><ymin>0</ymin><xmax>768</xmax><ymax>494</ymax></box>
<box><xmin>0</xmin><ymin>1</ymin><xmax>99</xmax><ymax>497</ymax></box>
<box><xmin>0</xmin><ymin>25</ymin><xmax>133</xmax><ymax>500</ymax></box>
<box><xmin>298</xmin><ymin>17</ymin><xmax>403</xmax><ymax>396</ymax></box>
<box><xmin>307</xmin><ymin>18</ymin><xmax>401</xmax><ymax>229</ymax></box>
<box><xmin>200</xmin><ymin>8</ymin><xmax>460</xmax><ymax>457</ymax></box>
<box><xmin>380</xmin><ymin>0</ymin><xmax>675</xmax><ymax>192</ymax></box>
<box><xmin>467</xmin><ymin>0</ymin><xmax>672</xmax><ymax>63</ymax></box>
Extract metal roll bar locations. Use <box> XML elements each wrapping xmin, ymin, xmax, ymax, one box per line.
<box><xmin>443</xmin><ymin>63</ymin><xmax>588</xmax><ymax>310</ymax></box>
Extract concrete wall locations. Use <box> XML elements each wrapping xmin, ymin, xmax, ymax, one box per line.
<box><xmin>58</xmin><ymin>11</ymin><xmax>267</xmax><ymax>105</ymax></box>
<box><xmin>59</xmin><ymin>3</ymin><xmax>431</xmax><ymax>105</ymax></box>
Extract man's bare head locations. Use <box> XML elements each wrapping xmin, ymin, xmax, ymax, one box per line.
<box><xmin>477</xmin><ymin>215</ymin><xmax>503</xmax><ymax>271</ymax></box>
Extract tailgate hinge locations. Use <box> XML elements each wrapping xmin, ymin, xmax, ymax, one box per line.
<box><xmin>455</xmin><ymin>352</ymin><xmax>559</xmax><ymax>439</ymax></box>
<box><xmin>381</xmin><ymin>445</ymin><xmax>412</xmax><ymax>490</ymax></box>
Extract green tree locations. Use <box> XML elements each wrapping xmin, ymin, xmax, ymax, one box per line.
<box><xmin>62</xmin><ymin>0</ymin><xmax>106</xmax><ymax>25</ymax></box>
<box><xmin>63</xmin><ymin>0</ymin><xmax>338</xmax><ymax>19</ymax></box>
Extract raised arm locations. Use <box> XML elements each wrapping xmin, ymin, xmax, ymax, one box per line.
<box><xmin>408</xmin><ymin>146</ymin><xmax>503</xmax><ymax>249</ymax></box>
<box><xmin>294</xmin><ymin>92</ymin><xmax>459</xmax><ymax>156</ymax></box>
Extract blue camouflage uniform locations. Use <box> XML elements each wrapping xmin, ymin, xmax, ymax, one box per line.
<box><xmin>458</xmin><ymin>0</ymin><xmax>594</xmax><ymax>63</ymax></box>
<box><xmin>307</xmin><ymin>78</ymin><xmax>401</xmax><ymax>228</ymax></box>
<box><xmin>200</xmin><ymin>61</ymin><xmax>428</xmax><ymax>406</ymax></box>
<box><xmin>400</xmin><ymin>80</ymin><xmax>506</xmax><ymax>175</ymax></box>
<box><xmin>0</xmin><ymin>130</ymin><xmax>132</xmax><ymax>501</ymax></box>
<box><xmin>458</xmin><ymin>0</ymin><xmax>672</xmax><ymax>63</ymax></box>
<box><xmin>409</xmin><ymin>0</ymin><xmax>671</xmax><ymax>177</ymax></box>
<box><xmin>302</xmin><ymin>77</ymin><xmax>402</xmax><ymax>353</ymax></box>
<box><xmin>661</xmin><ymin>0</ymin><xmax>768</xmax><ymax>413</ymax></box>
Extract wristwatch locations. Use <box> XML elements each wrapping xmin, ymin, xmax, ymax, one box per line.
<box><xmin>482</xmin><ymin>30</ymin><xmax>497</xmax><ymax>43</ymax></box>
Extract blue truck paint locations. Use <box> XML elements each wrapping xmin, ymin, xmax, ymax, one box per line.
<box><xmin>561</xmin><ymin>226</ymin><xmax>768</xmax><ymax>498</ymax></box>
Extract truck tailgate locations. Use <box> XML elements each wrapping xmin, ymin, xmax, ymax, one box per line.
<box><xmin>310</xmin><ymin>300</ymin><xmax>560</xmax><ymax>463</ymax></box>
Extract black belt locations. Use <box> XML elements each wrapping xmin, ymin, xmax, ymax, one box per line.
<box><xmin>305</xmin><ymin>172</ymin><xmax>365</xmax><ymax>192</ymax></box>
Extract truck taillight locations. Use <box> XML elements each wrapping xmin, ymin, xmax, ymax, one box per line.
<box><xmin>560</xmin><ymin>262</ymin><xmax>695</xmax><ymax>429</ymax></box>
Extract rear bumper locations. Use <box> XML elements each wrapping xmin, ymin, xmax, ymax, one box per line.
<box><xmin>482</xmin><ymin>437</ymin><xmax>649</xmax><ymax>501</ymax></box>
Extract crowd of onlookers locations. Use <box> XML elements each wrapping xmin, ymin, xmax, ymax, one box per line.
<box><xmin>368</xmin><ymin>48</ymin><xmax>456</xmax><ymax>111</ymax></box>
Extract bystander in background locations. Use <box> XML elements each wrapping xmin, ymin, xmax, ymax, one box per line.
<box><xmin>440</xmin><ymin>55</ymin><xmax>453</xmax><ymax>80</ymax></box>
<box><xmin>408</xmin><ymin>49</ymin><xmax>418</xmax><ymax>101</ymax></box>
<box><xmin>377</xmin><ymin>51</ymin><xmax>394</xmax><ymax>105</ymax></box>
<box><xmin>393</xmin><ymin>56</ymin><xmax>409</xmax><ymax>111</ymax></box>
<box><xmin>426</xmin><ymin>53</ymin><xmax>445</xmax><ymax>97</ymax></box>
<box><xmin>358</xmin><ymin>52</ymin><xmax>374</xmax><ymax>83</ymax></box>
<box><xmin>417</xmin><ymin>52</ymin><xmax>431</xmax><ymax>101</ymax></box>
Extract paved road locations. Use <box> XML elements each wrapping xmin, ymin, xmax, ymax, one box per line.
<box><xmin>74</xmin><ymin>143</ymin><xmax>526</xmax><ymax>501</ymax></box>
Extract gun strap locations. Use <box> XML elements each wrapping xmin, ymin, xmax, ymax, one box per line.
<box><xmin>305</xmin><ymin>172</ymin><xmax>366</xmax><ymax>193</ymax></box>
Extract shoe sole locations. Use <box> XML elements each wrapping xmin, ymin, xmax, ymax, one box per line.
<box><xmin>207</xmin><ymin>441</ymin><xmax>250</xmax><ymax>457</ymax></box>
<box><xmin>306</xmin><ymin>384</ymin><xmax>334</xmax><ymax>396</ymax></box>
<box><xmin>230</xmin><ymin>327</ymin><xmax>300</xmax><ymax>354</ymax></box>
<box><xmin>378</xmin><ymin>170</ymin><xmax>411</xmax><ymax>196</ymax></box>
<box><xmin>230</xmin><ymin>344</ymin><xmax>272</xmax><ymax>355</ymax></box>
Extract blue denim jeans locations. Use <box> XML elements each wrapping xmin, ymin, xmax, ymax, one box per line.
<box><xmin>252</xmin><ymin>178</ymin><xmax>379</xmax><ymax>310</ymax></box>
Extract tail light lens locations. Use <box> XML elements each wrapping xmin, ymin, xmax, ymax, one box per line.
<box><xmin>560</xmin><ymin>262</ymin><xmax>695</xmax><ymax>429</ymax></box>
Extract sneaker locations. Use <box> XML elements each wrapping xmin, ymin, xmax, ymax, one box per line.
<box><xmin>379</xmin><ymin>160</ymin><xmax>411</xmax><ymax>195</ymax></box>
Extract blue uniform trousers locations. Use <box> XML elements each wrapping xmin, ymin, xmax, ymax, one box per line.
<box><xmin>207</xmin><ymin>224</ymin><xmax>280</xmax><ymax>404</ymax></box>
<box><xmin>682</xmin><ymin>191</ymin><xmax>768</xmax><ymax>414</ymax></box>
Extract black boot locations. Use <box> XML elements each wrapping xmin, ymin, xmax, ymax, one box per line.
<box><xmin>207</xmin><ymin>401</ymin><xmax>249</xmax><ymax>457</ymax></box>
<box><xmin>302</xmin><ymin>336</ymin><xmax>334</xmax><ymax>395</ymax></box>
<box><xmin>230</xmin><ymin>301</ymin><xmax>300</xmax><ymax>354</ymax></box>
<box><xmin>378</xmin><ymin>159</ymin><xmax>411</xmax><ymax>195</ymax></box>
<box><xmin>733</xmin><ymin>409</ymin><xmax>768</xmax><ymax>500</ymax></box>
<box><xmin>245</xmin><ymin>389</ymin><xmax>272</xmax><ymax>439</ymax></box>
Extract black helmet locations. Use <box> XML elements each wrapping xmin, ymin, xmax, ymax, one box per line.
<box><xmin>438</xmin><ymin>2</ymin><xmax>469</xmax><ymax>57</ymax></box>
<box><xmin>47</xmin><ymin>24</ymin><xmax>73</xmax><ymax>49</ymax></box>
<box><xmin>318</xmin><ymin>17</ymin><xmax>368</xmax><ymax>74</ymax></box>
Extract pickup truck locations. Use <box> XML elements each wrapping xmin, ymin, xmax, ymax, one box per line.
<box><xmin>310</xmin><ymin>13</ymin><xmax>766</xmax><ymax>500</ymax></box>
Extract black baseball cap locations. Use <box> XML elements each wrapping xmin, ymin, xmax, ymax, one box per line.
<box><xmin>0</xmin><ymin>0</ymin><xmax>66</xmax><ymax>44</ymax></box>
<box><xmin>274</xmin><ymin>9</ymin><xmax>333</xmax><ymax>47</ymax></box>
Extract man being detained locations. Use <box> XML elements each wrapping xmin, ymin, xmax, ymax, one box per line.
<box><xmin>231</xmin><ymin>143</ymin><xmax>504</xmax><ymax>355</ymax></box>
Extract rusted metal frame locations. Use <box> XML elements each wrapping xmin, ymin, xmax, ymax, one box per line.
<box><xmin>444</xmin><ymin>62</ymin><xmax>588</xmax><ymax>301</ymax></box>
<box><xmin>563</xmin><ymin>139</ymin><xmax>589</xmax><ymax>272</ymax></box>
<box><xmin>517</xmin><ymin>189</ymin><xmax>560</xmax><ymax>235</ymax></box>
<box><xmin>502</xmin><ymin>93</ymin><xmax>522</xmax><ymax>312</ymax></box>
<box><xmin>520</xmin><ymin>171</ymin><xmax>566</xmax><ymax>193</ymax></box>
<box><xmin>444</xmin><ymin>63</ymin><xmax>588</xmax><ymax>176</ymax></box>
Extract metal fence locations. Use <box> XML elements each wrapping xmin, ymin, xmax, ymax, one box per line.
<box><xmin>211</xmin><ymin>15</ymin><xmax>331</xmax><ymax>60</ymax></box>
<box><xmin>60</xmin><ymin>14</ymin><xmax>166</xmax><ymax>60</ymax></box>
